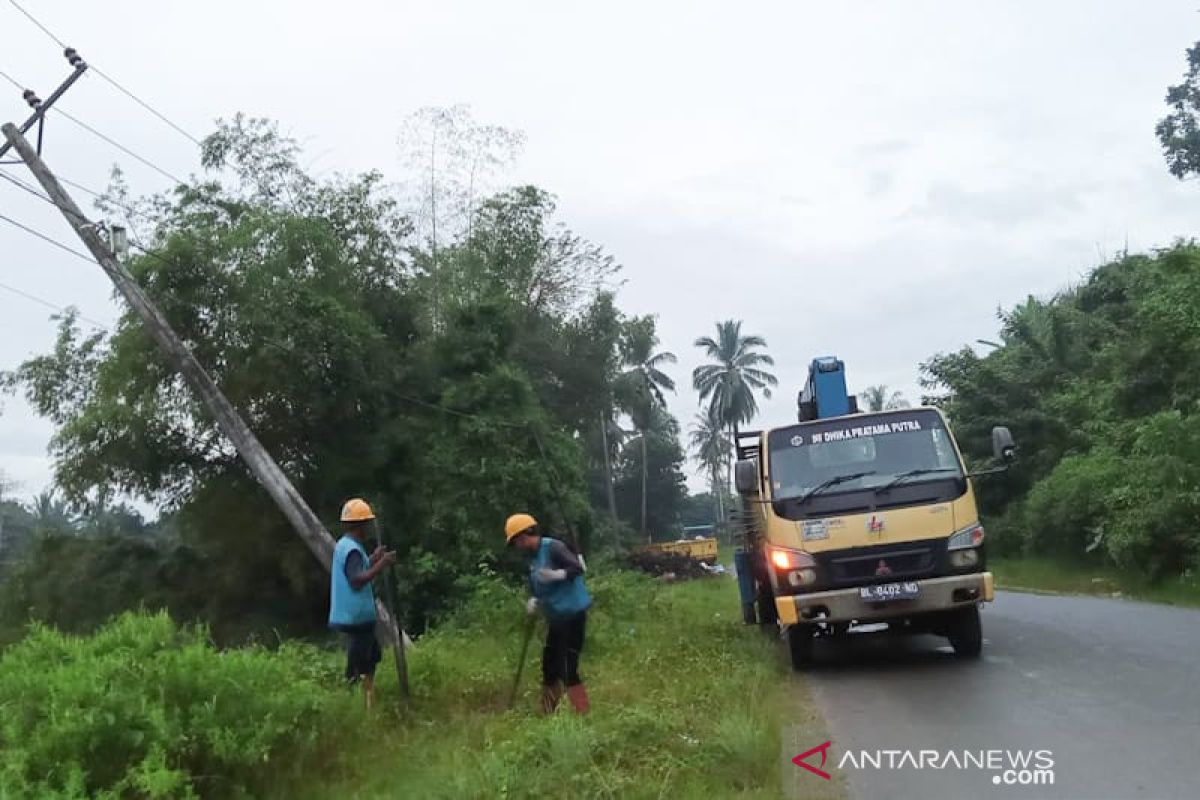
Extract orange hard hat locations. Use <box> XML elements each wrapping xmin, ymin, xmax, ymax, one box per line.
<box><xmin>504</xmin><ymin>513</ymin><xmax>538</xmax><ymax>544</ymax></box>
<box><xmin>341</xmin><ymin>498</ymin><xmax>376</xmax><ymax>523</ymax></box>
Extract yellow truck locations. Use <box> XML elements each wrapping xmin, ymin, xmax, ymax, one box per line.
<box><xmin>732</xmin><ymin>357</ymin><xmax>1016</xmax><ymax>668</ymax></box>
<box><xmin>637</xmin><ymin>537</ymin><xmax>720</xmax><ymax>561</ymax></box>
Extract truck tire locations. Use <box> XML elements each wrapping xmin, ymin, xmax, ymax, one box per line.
<box><xmin>947</xmin><ymin>605</ymin><xmax>982</xmax><ymax>658</ymax></box>
<box><xmin>787</xmin><ymin>623</ymin><xmax>815</xmax><ymax>669</ymax></box>
<box><xmin>756</xmin><ymin>593</ymin><xmax>778</xmax><ymax>632</ymax></box>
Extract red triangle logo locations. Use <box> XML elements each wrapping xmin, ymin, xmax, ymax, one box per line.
<box><xmin>792</xmin><ymin>740</ymin><xmax>833</xmax><ymax>780</ymax></box>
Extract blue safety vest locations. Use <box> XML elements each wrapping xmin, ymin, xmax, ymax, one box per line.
<box><xmin>329</xmin><ymin>535</ymin><xmax>377</xmax><ymax>626</ymax></box>
<box><xmin>530</xmin><ymin>537</ymin><xmax>591</xmax><ymax>620</ymax></box>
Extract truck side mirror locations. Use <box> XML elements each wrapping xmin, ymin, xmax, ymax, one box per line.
<box><xmin>734</xmin><ymin>459</ymin><xmax>759</xmax><ymax>495</ymax></box>
<box><xmin>992</xmin><ymin>426</ymin><xmax>1017</xmax><ymax>462</ymax></box>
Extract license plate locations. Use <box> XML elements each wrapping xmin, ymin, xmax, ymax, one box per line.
<box><xmin>860</xmin><ymin>581</ymin><xmax>920</xmax><ymax>602</ymax></box>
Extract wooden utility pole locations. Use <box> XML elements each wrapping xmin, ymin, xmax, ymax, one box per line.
<box><xmin>2</xmin><ymin>122</ymin><xmax>409</xmax><ymax>695</ymax></box>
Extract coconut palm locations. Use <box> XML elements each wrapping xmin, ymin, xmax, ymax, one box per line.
<box><xmin>596</xmin><ymin>407</ymin><xmax>626</xmax><ymax>524</ymax></box>
<box><xmin>860</xmin><ymin>384</ymin><xmax>910</xmax><ymax>412</ymax></box>
<box><xmin>31</xmin><ymin>490</ymin><xmax>75</xmax><ymax>535</ymax></box>
<box><xmin>692</xmin><ymin>320</ymin><xmax>778</xmax><ymax>438</ymax></box>
<box><xmin>688</xmin><ymin>408</ymin><xmax>732</xmax><ymax>527</ymax></box>
<box><xmin>616</xmin><ymin>316</ymin><xmax>676</xmax><ymax>540</ymax></box>
<box><xmin>692</xmin><ymin>320</ymin><xmax>777</xmax><ymax>498</ymax></box>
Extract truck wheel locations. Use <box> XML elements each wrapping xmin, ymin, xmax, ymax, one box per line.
<box><xmin>757</xmin><ymin>596</ymin><xmax>778</xmax><ymax>632</ymax></box>
<box><xmin>947</xmin><ymin>605</ymin><xmax>982</xmax><ymax>657</ymax></box>
<box><xmin>787</xmin><ymin>623</ymin><xmax>815</xmax><ymax>669</ymax></box>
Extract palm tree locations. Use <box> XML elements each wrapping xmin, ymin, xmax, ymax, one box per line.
<box><xmin>31</xmin><ymin>490</ymin><xmax>75</xmax><ymax>535</ymax></box>
<box><xmin>597</xmin><ymin>407</ymin><xmax>626</xmax><ymax>524</ymax></box>
<box><xmin>692</xmin><ymin>320</ymin><xmax>778</xmax><ymax>493</ymax></box>
<box><xmin>689</xmin><ymin>408</ymin><xmax>731</xmax><ymax>529</ymax></box>
<box><xmin>693</xmin><ymin>321</ymin><xmax>778</xmax><ymax>436</ymax></box>
<box><xmin>860</xmin><ymin>384</ymin><xmax>910</xmax><ymax>412</ymax></box>
<box><xmin>617</xmin><ymin>317</ymin><xmax>676</xmax><ymax>541</ymax></box>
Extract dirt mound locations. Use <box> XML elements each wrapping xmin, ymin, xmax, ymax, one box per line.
<box><xmin>624</xmin><ymin>550</ymin><xmax>714</xmax><ymax>580</ymax></box>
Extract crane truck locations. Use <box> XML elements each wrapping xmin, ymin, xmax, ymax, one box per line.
<box><xmin>732</xmin><ymin>357</ymin><xmax>1016</xmax><ymax>668</ymax></box>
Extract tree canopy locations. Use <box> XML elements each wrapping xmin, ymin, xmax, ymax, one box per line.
<box><xmin>922</xmin><ymin>243</ymin><xmax>1200</xmax><ymax>577</ymax></box>
<box><xmin>0</xmin><ymin>115</ymin><xmax>684</xmax><ymax>635</ymax></box>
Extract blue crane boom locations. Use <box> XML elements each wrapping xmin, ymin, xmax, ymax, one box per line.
<box><xmin>797</xmin><ymin>357</ymin><xmax>859</xmax><ymax>421</ymax></box>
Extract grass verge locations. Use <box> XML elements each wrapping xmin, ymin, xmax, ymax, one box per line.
<box><xmin>308</xmin><ymin>570</ymin><xmax>831</xmax><ymax>799</ymax></box>
<box><xmin>991</xmin><ymin>556</ymin><xmax>1200</xmax><ymax>607</ymax></box>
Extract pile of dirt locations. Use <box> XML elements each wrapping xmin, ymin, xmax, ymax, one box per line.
<box><xmin>624</xmin><ymin>550</ymin><xmax>715</xmax><ymax>580</ymax></box>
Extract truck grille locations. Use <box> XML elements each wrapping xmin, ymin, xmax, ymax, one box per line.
<box><xmin>821</xmin><ymin>542</ymin><xmax>940</xmax><ymax>586</ymax></box>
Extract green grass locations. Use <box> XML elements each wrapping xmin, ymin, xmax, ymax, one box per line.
<box><xmin>991</xmin><ymin>556</ymin><xmax>1200</xmax><ymax>607</ymax></box>
<box><xmin>303</xmin><ymin>571</ymin><xmax>833</xmax><ymax>800</ymax></box>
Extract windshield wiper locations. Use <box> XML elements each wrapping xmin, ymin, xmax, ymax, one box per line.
<box><xmin>875</xmin><ymin>468</ymin><xmax>959</xmax><ymax>493</ymax></box>
<box><xmin>796</xmin><ymin>471</ymin><xmax>876</xmax><ymax>505</ymax></box>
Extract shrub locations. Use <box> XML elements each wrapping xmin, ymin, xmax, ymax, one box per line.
<box><xmin>1020</xmin><ymin>450</ymin><xmax>1126</xmax><ymax>558</ymax></box>
<box><xmin>0</xmin><ymin>612</ymin><xmax>352</xmax><ymax>799</ymax></box>
<box><xmin>1016</xmin><ymin>412</ymin><xmax>1200</xmax><ymax>578</ymax></box>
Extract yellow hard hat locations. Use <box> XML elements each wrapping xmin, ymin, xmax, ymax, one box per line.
<box><xmin>505</xmin><ymin>513</ymin><xmax>538</xmax><ymax>544</ymax></box>
<box><xmin>341</xmin><ymin>498</ymin><xmax>376</xmax><ymax>523</ymax></box>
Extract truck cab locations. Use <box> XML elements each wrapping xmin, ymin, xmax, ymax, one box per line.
<box><xmin>732</xmin><ymin>358</ymin><xmax>1015</xmax><ymax>668</ymax></box>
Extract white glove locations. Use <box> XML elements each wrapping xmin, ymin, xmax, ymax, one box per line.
<box><xmin>536</xmin><ymin>567</ymin><xmax>568</xmax><ymax>583</ymax></box>
<box><xmin>525</xmin><ymin>597</ymin><xmax>539</xmax><ymax>616</ymax></box>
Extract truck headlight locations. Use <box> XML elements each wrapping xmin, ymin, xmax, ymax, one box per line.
<box><xmin>769</xmin><ymin>546</ymin><xmax>816</xmax><ymax>589</ymax></box>
<box><xmin>787</xmin><ymin>568</ymin><xmax>818</xmax><ymax>587</ymax></box>
<box><xmin>949</xmin><ymin>549</ymin><xmax>979</xmax><ymax>568</ymax></box>
<box><xmin>948</xmin><ymin>523</ymin><xmax>985</xmax><ymax>550</ymax></box>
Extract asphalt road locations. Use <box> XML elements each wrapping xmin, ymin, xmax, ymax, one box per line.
<box><xmin>793</xmin><ymin>590</ymin><xmax>1200</xmax><ymax>800</ymax></box>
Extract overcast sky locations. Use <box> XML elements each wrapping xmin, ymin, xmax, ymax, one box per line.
<box><xmin>3</xmin><ymin>0</ymin><xmax>1200</xmax><ymax>503</ymax></box>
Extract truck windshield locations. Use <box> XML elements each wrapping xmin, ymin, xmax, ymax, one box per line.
<box><xmin>767</xmin><ymin>409</ymin><xmax>963</xmax><ymax>502</ymax></box>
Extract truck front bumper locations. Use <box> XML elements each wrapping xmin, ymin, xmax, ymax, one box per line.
<box><xmin>774</xmin><ymin>572</ymin><xmax>994</xmax><ymax>625</ymax></box>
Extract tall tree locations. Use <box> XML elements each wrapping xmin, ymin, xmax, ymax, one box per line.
<box><xmin>1157</xmin><ymin>41</ymin><xmax>1200</xmax><ymax>179</ymax></box>
<box><xmin>616</xmin><ymin>316</ymin><xmax>676</xmax><ymax>540</ymax></box>
<box><xmin>688</xmin><ymin>408</ymin><xmax>731</xmax><ymax>528</ymax></box>
<box><xmin>692</xmin><ymin>320</ymin><xmax>778</xmax><ymax>493</ymax></box>
<box><xmin>397</xmin><ymin>105</ymin><xmax>526</xmax><ymax>325</ymax></box>
<box><xmin>614</xmin><ymin>407</ymin><xmax>687</xmax><ymax>542</ymax></box>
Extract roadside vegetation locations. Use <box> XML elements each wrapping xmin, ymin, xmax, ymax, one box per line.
<box><xmin>991</xmin><ymin>557</ymin><xmax>1200</xmax><ymax>607</ymax></box>
<box><xmin>921</xmin><ymin>242</ymin><xmax>1200</xmax><ymax>594</ymax></box>
<box><xmin>0</xmin><ymin>572</ymin><xmax>818</xmax><ymax>799</ymax></box>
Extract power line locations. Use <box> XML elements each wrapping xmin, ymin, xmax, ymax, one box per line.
<box><xmin>0</xmin><ymin>66</ymin><xmax>23</xmax><ymax>92</ymax></box>
<box><xmin>6</xmin><ymin>0</ymin><xmax>66</xmax><ymax>48</ymax></box>
<box><xmin>57</xmin><ymin>174</ymin><xmax>160</xmax><ymax>227</ymax></box>
<box><xmin>1</xmin><ymin>60</ymin><xmax>186</xmax><ymax>184</ymax></box>
<box><xmin>0</xmin><ymin>278</ymin><xmax>108</xmax><ymax>329</ymax></box>
<box><xmin>0</xmin><ymin>210</ymin><xmax>95</xmax><ymax>263</ymax></box>
<box><xmin>0</xmin><ymin>169</ymin><xmax>187</xmax><ymax>282</ymax></box>
<box><xmin>53</xmin><ymin>108</ymin><xmax>185</xmax><ymax>185</ymax></box>
<box><xmin>6</xmin><ymin>0</ymin><xmax>200</xmax><ymax>146</ymax></box>
<box><xmin>0</xmin><ymin>169</ymin><xmax>106</xmax><ymax>235</ymax></box>
<box><xmin>3</xmin><ymin>166</ymin><xmax>164</xmax><ymax>228</ymax></box>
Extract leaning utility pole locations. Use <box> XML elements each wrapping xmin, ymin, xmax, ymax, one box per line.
<box><xmin>2</xmin><ymin>118</ymin><xmax>409</xmax><ymax>695</ymax></box>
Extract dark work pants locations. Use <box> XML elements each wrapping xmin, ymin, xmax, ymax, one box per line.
<box><xmin>542</xmin><ymin>610</ymin><xmax>586</xmax><ymax>687</ymax></box>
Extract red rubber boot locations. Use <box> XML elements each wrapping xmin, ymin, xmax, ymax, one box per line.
<box><xmin>566</xmin><ymin>683</ymin><xmax>590</xmax><ymax>715</ymax></box>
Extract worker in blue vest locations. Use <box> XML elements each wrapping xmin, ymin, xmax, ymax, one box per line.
<box><xmin>505</xmin><ymin>513</ymin><xmax>592</xmax><ymax>714</ymax></box>
<box><xmin>329</xmin><ymin>498</ymin><xmax>395</xmax><ymax>710</ymax></box>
